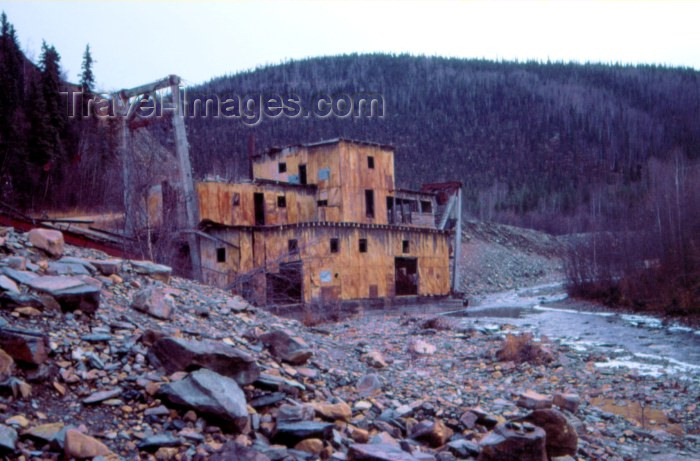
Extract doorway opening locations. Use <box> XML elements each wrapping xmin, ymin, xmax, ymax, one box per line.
<box><xmin>395</xmin><ymin>257</ymin><xmax>418</xmax><ymax>295</ymax></box>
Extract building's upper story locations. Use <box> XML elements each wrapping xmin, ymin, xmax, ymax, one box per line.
<box><xmin>197</xmin><ymin>138</ymin><xmax>440</xmax><ymax>229</ymax></box>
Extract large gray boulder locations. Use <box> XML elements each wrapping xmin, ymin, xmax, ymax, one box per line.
<box><xmin>0</xmin><ymin>424</ymin><xmax>18</xmax><ymax>455</ymax></box>
<box><xmin>25</xmin><ymin>276</ymin><xmax>101</xmax><ymax>313</ymax></box>
<box><xmin>158</xmin><ymin>369</ymin><xmax>249</xmax><ymax>433</ymax></box>
<box><xmin>28</xmin><ymin>228</ymin><xmax>64</xmax><ymax>257</ymax></box>
<box><xmin>478</xmin><ymin>421</ymin><xmax>547</xmax><ymax>461</ymax></box>
<box><xmin>149</xmin><ymin>337</ymin><xmax>260</xmax><ymax>385</ymax></box>
<box><xmin>0</xmin><ymin>326</ymin><xmax>49</xmax><ymax>365</ymax></box>
<box><xmin>131</xmin><ymin>286</ymin><xmax>174</xmax><ymax>320</ymax></box>
<box><xmin>517</xmin><ymin>409</ymin><xmax>578</xmax><ymax>458</ymax></box>
<box><xmin>259</xmin><ymin>329</ymin><xmax>313</xmax><ymax>365</ymax></box>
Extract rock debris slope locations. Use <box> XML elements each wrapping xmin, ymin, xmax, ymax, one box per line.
<box><xmin>0</xmin><ymin>226</ymin><xmax>698</xmax><ymax>460</ymax></box>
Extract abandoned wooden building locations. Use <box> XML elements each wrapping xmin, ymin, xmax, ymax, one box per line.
<box><xmin>194</xmin><ymin>138</ymin><xmax>462</xmax><ymax>306</ymax></box>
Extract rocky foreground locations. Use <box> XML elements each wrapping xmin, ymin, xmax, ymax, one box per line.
<box><xmin>0</xmin><ymin>227</ymin><xmax>699</xmax><ymax>461</ymax></box>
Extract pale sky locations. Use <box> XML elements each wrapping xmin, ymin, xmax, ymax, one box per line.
<box><xmin>3</xmin><ymin>0</ymin><xmax>700</xmax><ymax>92</ymax></box>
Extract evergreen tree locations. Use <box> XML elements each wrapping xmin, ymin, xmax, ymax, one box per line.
<box><xmin>80</xmin><ymin>44</ymin><xmax>94</xmax><ymax>93</ymax></box>
<box><xmin>79</xmin><ymin>44</ymin><xmax>95</xmax><ymax>118</ymax></box>
<box><xmin>0</xmin><ymin>12</ymin><xmax>28</xmax><ymax>203</ymax></box>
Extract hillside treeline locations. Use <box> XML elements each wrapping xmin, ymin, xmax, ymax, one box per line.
<box><xmin>0</xmin><ymin>13</ymin><xmax>119</xmax><ymax>211</ymax></box>
<box><xmin>184</xmin><ymin>53</ymin><xmax>700</xmax><ymax>234</ymax></box>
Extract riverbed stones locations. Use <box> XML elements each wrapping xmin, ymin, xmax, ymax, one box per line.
<box><xmin>478</xmin><ymin>422</ymin><xmax>547</xmax><ymax>461</ymax></box>
<box><xmin>259</xmin><ymin>329</ymin><xmax>313</xmax><ymax>365</ymax></box>
<box><xmin>131</xmin><ymin>286</ymin><xmax>174</xmax><ymax>320</ymax></box>
<box><xmin>28</xmin><ymin>228</ymin><xmax>64</xmax><ymax>257</ymax></box>
<box><xmin>0</xmin><ymin>326</ymin><xmax>48</xmax><ymax>365</ymax></box>
<box><xmin>517</xmin><ymin>390</ymin><xmax>553</xmax><ymax>410</ymax></box>
<box><xmin>149</xmin><ymin>336</ymin><xmax>260</xmax><ymax>385</ymax></box>
<box><xmin>25</xmin><ymin>275</ymin><xmax>101</xmax><ymax>313</ymax></box>
<box><xmin>158</xmin><ymin>369</ymin><xmax>249</xmax><ymax>432</ymax></box>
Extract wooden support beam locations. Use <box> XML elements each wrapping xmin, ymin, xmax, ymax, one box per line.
<box><xmin>452</xmin><ymin>187</ymin><xmax>462</xmax><ymax>294</ymax></box>
<box><xmin>170</xmin><ymin>81</ymin><xmax>202</xmax><ymax>281</ymax></box>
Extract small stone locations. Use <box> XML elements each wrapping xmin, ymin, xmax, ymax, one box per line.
<box><xmin>0</xmin><ymin>275</ymin><xmax>19</xmax><ymax>293</ymax></box>
<box><xmin>0</xmin><ymin>424</ymin><xmax>18</xmax><ymax>454</ymax></box>
<box><xmin>313</xmin><ymin>401</ymin><xmax>352</xmax><ymax>422</ymax></box>
<box><xmin>14</xmin><ymin>306</ymin><xmax>41</xmax><ymax>317</ymax></box>
<box><xmin>83</xmin><ymin>388</ymin><xmax>122</xmax><ymax>404</ymax></box>
<box><xmin>64</xmin><ymin>429</ymin><xmax>115</xmax><ymax>459</ymax></box>
<box><xmin>553</xmin><ymin>393</ymin><xmax>580</xmax><ymax>413</ymax></box>
<box><xmin>364</xmin><ymin>350</ymin><xmax>388</xmax><ymax>368</ymax></box>
<box><xmin>409</xmin><ymin>419</ymin><xmax>453</xmax><ymax>447</ymax></box>
<box><xmin>409</xmin><ymin>339</ymin><xmax>436</xmax><ymax>355</ymax></box>
<box><xmin>356</xmin><ymin>374</ymin><xmax>382</xmax><ymax>396</ymax></box>
<box><xmin>131</xmin><ymin>287</ymin><xmax>175</xmax><ymax>320</ymax></box>
<box><xmin>294</xmin><ymin>438</ymin><xmax>324</xmax><ymax>455</ymax></box>
<box><xmin>478</xmin><ymin>422</ymin><xmax>547</xmax><ymax>461</ymax></box>
<box><xmin>0</xmin><ymin>326</ymin><xmax>49</xmax><ymax>365</ymax></box>
<box><xmin>517</xmin><ymin>390</ymin><xmax>553</xmax><ymax>410</ymax></box>
<box><xmin>259</xmin><ymin>329</ymin><xmax>313</xmax><ymax>365</ymax></box>
<box><xmin>0</xmin><ymin>349</ymin><xmax>14</xmax><ymax>380</ymax></box>
<box><xmin>28</xmin><ymin>228</ymin><xmax>64</xmax><ymax>257</ymax></box>
<box><xmin>5</xmin><ymin>415</ymin><xmax>29</xmax><ymax>428</ymax></box>
<box><xmin>349</xmin><ymin>443</ymin><xmax>419</xmax><ymax>461</ymax></box>
<box><xmin>131</xmin><ymin>260</ymin><xmax>172</xmax><ymax>282</ymax></box>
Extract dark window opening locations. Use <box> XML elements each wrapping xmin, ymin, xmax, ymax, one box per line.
<box><xmin>277</xmin><ymin>196</ymin><xmax>286</xmax><ymax>208</ymax></box>
<box><xmin>278</xmin><ymin>162</ymin><xmax>287</xmax><ymax>173</ymax></box>
<box><xmin>368</xmin><ymin>156</ymin><xmax>375</xmax><ymax>169</ymax></box>
<box><xmin>288</xmin><ymin>239</ymin><xmax>299</xmax><ymax>254</ymax></box>
<box><xmin>317</xmin><ymin>199</ymin><xmax>328</xmax><ymax>207</ymax></box>
<box><xmin>365</xmin><ymin>189</ymin><xmax>375</xmax><ymax>218</ymax></box>
<box><xmin>421</xmin><ymin>200</ymin><xmax>432</xmax><ymax>213</ymax></box>
<box><xmin>330</xmin><ymin>238</ymin><xmax>339</xmax><ymax>253</ymax></box>
<box><xmin>402</xmin><ymin>240</ymin><xmax>410</xmax><ymax>253</ymax></box>
<box><xmin>299</xmin><ymin>164</ymin><xmax>307</xmax><ymax>185</ymax></box>
<box><xmin>359</xmin><ymin>238</ymin><xmax>368</xmax><ymax>253</ymax></box>
<box><xmin>254</xmin><ymin>193</ymin><xmax>265</xmax><ymax>225</ymax></box>
<box><xmin>216</xmin><ymin>247</ymin><xmax>226</xmax><ymax>262</ymax></box>
<box><xmin>232</xmin><ymin>192</ymin><xmax>240</xmax><ymax>206</ymax></box>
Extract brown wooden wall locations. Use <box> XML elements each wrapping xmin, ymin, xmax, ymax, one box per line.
<box><xmin>197</xmin><ymin>181</ymin><xmax>316</xmax><ymax>227</ymax></box>
<box><xmin>200</xmin><ymin>225</ymin><xmax>451</xmax><ymax>303</ymax></box>
<box><xmin>253</xmin><ymin>141</ymin><xmax>396</xmax><ymax>225</ymax></box>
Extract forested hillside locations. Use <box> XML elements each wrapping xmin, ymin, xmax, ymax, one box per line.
<box><xmin>185</xmin><ymin>54</ymin><xmax>700</xmax><ymax>233</ymax></box>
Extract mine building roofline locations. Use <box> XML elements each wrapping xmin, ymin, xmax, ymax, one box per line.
<box><xmin>199</xmin><ymin>219</ymin><xmax>453</xmax><ymax>235</ymax></box>
<box><xmin>255</xmin><ymin>137</ymin><xmax>395</xmax><ymax>158</ymax></box>
<box><xmin>198</xmin><ymin>177</ymin><xmax>318</xmax><ymax>190</ymax></box>
<box><xmin>390</xmin><ymin>188</ymin><xmax>438</xmax><ymax>196</ymax></box>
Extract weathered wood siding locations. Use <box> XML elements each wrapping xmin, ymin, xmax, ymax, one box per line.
<box><xmin>197</xmin><ymin>181</ymin><xmax>316</xmax><ymax>227</ymax></box>
<box><xmin>253</xmin><ymin>141</ymin><xmax>396</xmax><ymax>225</ymax></box>
<box><xmin>249</xmin><ymin>226</ymin><xmax>450</xmax><ymax>303</ymax></box>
